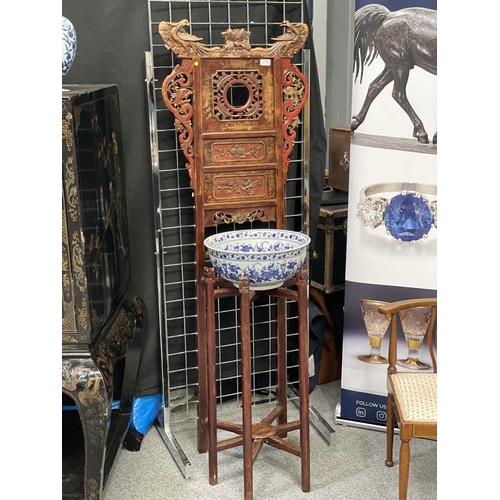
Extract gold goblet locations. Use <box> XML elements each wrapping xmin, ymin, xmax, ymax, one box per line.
<box><xmin>358</xmin><ymin>299</ymin><xmax>390</xmax><ymax>364</ymax></box>
<box><xmin>397</xmin><ymin>306</ymin><xmax>433</xmax><ymax>370</ymax></box>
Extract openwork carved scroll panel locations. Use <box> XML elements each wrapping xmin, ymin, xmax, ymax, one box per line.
<box><xmin>161</xmin><ymin>59</ymin><xmax>195</xmax><ymax>187</ymax></box>
<box><xmin>201</xmin><ymin>59</ymin><xmax>275</xmax><ymax>133</ymax></box>
<box><xmin>213</xmin><ymin>70</ymin><xmax>263</xmax><ymax>121</ymax></box>
<box><xmin>282</xmin><ymin>58</ymin><xmax>309</xmax><ymax>177</ymax></box>
<box><xmin>208</xmin><ymin>208</ymin><xmax>275</xmax><ymax>227</ymax></box>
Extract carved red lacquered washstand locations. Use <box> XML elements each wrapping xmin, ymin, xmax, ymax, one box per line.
<box><xmin>159</xmin><ymin>20</ymin><xmax>310</xmax><ymax>499</ymax></box>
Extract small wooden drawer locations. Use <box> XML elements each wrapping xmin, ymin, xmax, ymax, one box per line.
<box><xmin>204</xmin><ymin>169</ymin><xmax>276</xmax><ymax>204</ymax></box>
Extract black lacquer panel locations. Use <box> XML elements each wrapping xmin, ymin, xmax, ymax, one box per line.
<box><xmin>62</xmin><ymin>85</ymin><xmax>131</xmax><ymax>350</ymax></box>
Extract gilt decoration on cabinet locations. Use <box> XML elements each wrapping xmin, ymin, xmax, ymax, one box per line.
<box><xmin>62</xmin><ymin>86</ymin><xmax>131</xmax><ymax>350</ymax></box>
<box><xmin>62</xmin><ymin>190</ymin><xmax>77</xmax><ymax>333</ymax></box>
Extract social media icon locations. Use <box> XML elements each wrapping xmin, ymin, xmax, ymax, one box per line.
<box><xmin>356</xmin><ymin>407</ymin><xmax>366</xmax><ymax>417</ymax></box>
<box><xmin>377</xmin><ymin>411</ymin><xmax>386</xmax><ymax>421</ymax></box>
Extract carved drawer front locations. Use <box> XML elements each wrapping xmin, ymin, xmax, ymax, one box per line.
<box><xmin>204</xmin><ymin>170</ymin><xmax>276</xmax><ymax>205</ymax></box>
<box><xmin>199</xmin><ymin>58</ymin><xmax>278</xmax><ymax>133</ymax></box>
<box><xmin>203</xmin><ymin>137</ymin><xmax>276</xmax><ymax>166</ymax></box>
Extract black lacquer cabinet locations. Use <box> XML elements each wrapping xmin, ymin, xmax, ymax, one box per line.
<box><xmin>62</xmin><ymin>84</ymin><xmax>131</xmax><ymax>351</ymax></box>
<box><xmin>62</xmin><ymin>84</ymin><xmax>145</xmax><ymax>499</ymax></box>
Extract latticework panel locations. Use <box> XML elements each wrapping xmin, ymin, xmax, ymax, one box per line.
<box><xmin>147</xmin><ymin>0</ymin><xmax>307</xmax><ymax>429</ymax></box>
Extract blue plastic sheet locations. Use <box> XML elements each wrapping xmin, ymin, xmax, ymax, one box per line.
<box><xmin>130</xmin><ymin>393</ymin><xmax>163</xmax><ymax>434</ymax></box>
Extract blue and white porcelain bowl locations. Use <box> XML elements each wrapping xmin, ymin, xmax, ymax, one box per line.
<box><xmin>62</xmin><ymin>16</ymin><xmax>77</xmax><ymax>77</ymax></box>
<box><xmin>204</xmin><ymin>229</ymin><xmax>311</xmax><ymax>290</ymax></box>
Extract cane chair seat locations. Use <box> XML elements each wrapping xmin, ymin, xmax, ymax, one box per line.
<box><xmin>378</xmin><ymin>298</ymin><xmax>437</xmax><ymax>500</ymax></box>
<box><xmin>390</xmin><ymin>372</ymin><xmax>437</xmax><ymax>422</ymax></box>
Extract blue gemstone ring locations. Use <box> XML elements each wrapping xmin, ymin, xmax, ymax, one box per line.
<box><xmin>356</xmin><ymin>182</ymin><xmax>437</xmax><ymax>243</ymax></box>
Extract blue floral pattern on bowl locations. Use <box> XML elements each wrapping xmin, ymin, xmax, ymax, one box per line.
<box><xmin>62</xmin><ymin>16</ymin><xmax>77</xmax><ymax>77</ymax></box>
<box><xmin>204</xmin><ymin>229</ymin><xmax>311</xmax><ymax>290</ymax></box>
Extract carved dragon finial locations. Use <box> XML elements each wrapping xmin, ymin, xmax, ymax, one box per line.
<box><xmin>158</xmin><ymin>19</ymin><xmax>308</xmax><ymax>58</ymax></box>
<box><xmin>159</xmin><ymin>19</ymin><xmax>211</xmax><ymax>57</ymax></box>
<box><xmin>267</xmin><ymin>21</ymin><xmax>309</xmax><ymax>57</ymax></box>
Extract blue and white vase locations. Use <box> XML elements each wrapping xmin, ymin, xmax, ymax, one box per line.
<box><xmin>62</xmin><ymin>16</ymin><xmax>77</xmax><ymax>77</ymax></box>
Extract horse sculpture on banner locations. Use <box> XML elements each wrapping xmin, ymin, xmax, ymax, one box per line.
<box><xmin>351</xmin><ymin>4</ymin><xmax>437</xmax><ymax>144</ymax></box>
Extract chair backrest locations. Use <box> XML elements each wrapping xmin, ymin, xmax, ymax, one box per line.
<box><xmin>378</xmin><ymin>299</ymin><xmax>437</xmax><ymax>376</ymax></box>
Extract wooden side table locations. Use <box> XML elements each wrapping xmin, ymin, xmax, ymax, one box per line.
<box><xmin>203</xmin><ymin>267</ymin><xmax>310</xmax><ymax>500</ymax></box>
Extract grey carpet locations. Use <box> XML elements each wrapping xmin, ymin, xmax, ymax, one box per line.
<box><xmin>103</xmin><ymin>381</ymin><xmax>436</xmax><ymax>499</ymax></box>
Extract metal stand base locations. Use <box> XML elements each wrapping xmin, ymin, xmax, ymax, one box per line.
<box><xmin>334</xmin><ymin>403</ymin><xmax>400</xmax><ymax>434</ymax></box>
<box><xmin>288</xmin><ymin>386</ymin><xmax>335</xmax><ymax>446</ymax></box>
<box><xmin>154</xmin><ymin>419</ymin><xmax>192</xmax><ymax>479</ymax></box>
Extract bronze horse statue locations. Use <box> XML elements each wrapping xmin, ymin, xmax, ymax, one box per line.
<box><xmin>351</xmin><ymin>4</ymin><xmax>437</xmax><ymax>144</ymax></box>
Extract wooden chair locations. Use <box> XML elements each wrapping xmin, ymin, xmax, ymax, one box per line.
<box><xmin>377</xmin><ymin>298</ymin><xmax>437</xmax><ymax>500</ymax></box>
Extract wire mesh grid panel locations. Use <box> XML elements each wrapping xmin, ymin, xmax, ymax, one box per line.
<box><xmin>147</xmin><ymin>0</ymin><xmax>308</xmax><ymax>429</ymax></box>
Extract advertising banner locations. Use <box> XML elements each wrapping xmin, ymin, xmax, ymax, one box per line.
<box><xmin>340</xmin><ymin>0</ymin><xmax>437</xmax><ymax>426</ymax></box>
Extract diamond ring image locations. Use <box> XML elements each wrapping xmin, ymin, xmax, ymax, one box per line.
<box><xmin>356</xmin><ymin>182</ymin><xmax>437</xmax><ymax>243</ymax></box>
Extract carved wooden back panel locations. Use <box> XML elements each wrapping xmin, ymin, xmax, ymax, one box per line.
<box><xmin>160</xmin><ymin>20</ymin><xmax>309</xmax><ymax>229</ymax></box>
<box><xmin>198</xmin><ymin>56</ymin><xmax>282</xmax><ymax>226</ymax></box>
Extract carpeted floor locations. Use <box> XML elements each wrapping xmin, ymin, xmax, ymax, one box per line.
<box><xmin>103</xmin><ymin>381</ymin><xmax>437</xmax><ymax>499</ymax></box>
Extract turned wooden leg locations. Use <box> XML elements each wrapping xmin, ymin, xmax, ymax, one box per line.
<box><xmin>385</xmin><ymin>396</ymin><xmax>394</xmax><ymax>467</ymax></box>
<box><xmin>239</xmin><ymin>276</ymin><xmax>253</xmax><ymax>500</ymax></box>
<box><xmin>399</xmin><ymin>438</ymin><xmax>411</xmax><ymax>500</ymax></box>
<box><xmin>204</xmin><ymin>268</ymin><xmax>218</xmax><ymax>485</ymax></box>
<box><xmin>297</xmin><ymin>266</ymin><xmax>310</xmax><ymax>492</ymax></box>
<box><xmin>276</xmin><ymin>295</ymin><xmax>288</xmax><ymax>430</ymax></box>
<box><xmin>197</xmin><ymin>267</ymin><xmax>209</xmax><ymax>454</ymax></box>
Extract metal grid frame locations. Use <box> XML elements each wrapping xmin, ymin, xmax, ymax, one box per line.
<box><xmin>146</xmin><ymin>0</ymin><xmax>334</xmax><ymax>476</ymax></box>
